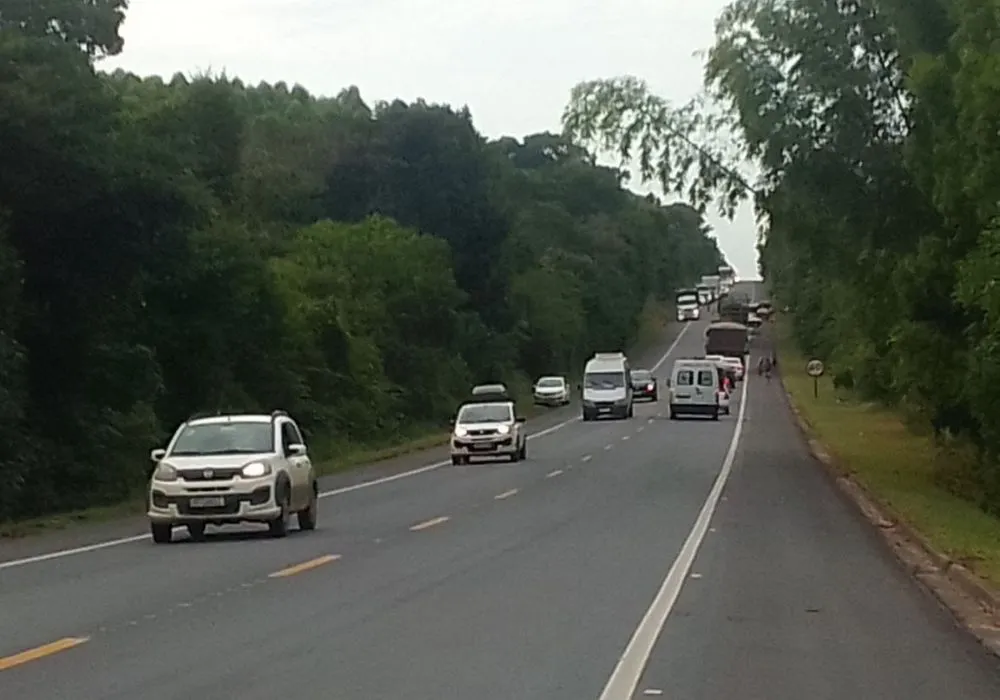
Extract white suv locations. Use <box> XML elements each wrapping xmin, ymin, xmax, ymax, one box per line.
<box><xmin>147</xmin><ymin>411</ymin><xmax>318</xmax><ymax>543</ymax></box>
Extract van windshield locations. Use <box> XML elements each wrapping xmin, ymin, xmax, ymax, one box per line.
<box><xmin>585</xmin><ymin>371</ymin><xmax>625</xmax><ymax>389</ymax></box>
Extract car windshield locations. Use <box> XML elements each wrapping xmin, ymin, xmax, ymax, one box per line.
<box><xmin>472</xmin><ymin>384</ymin><xmax>506</xmax><ymax>395</ymax></box>
<box><xmin>632</xmin><ymin>371</ymin><xmax>651</xmax><ymax>382</ymax></box>
<box><xmin>585</xmin><ymin>371</ymin><xmax>625</xmax><ymax>389</ymax></box>
<box><xmin>537</xmin><ymin>377</ymin><xmax>563</xmax><ymax>388</ymax></box>
<box><xmin>458</xmin><ymin>403</ymin><xmax>513</xmax><ymax>423</ymax></box>
<box><xmin>170</xmin><ymin>422</ymin><xmax>274</xmax><ymax>456</ymax></box>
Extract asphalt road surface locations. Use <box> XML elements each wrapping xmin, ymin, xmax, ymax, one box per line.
<box><xmin>2</xmin><ymin>320</ymin><xmax>999</xmax><ymax>699</ymax></box>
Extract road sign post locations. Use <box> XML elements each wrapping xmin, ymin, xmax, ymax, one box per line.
<box><xmin>806</xmin><ymin>359</ymin><xmax>824</xmax><ymax>398</ymax></box>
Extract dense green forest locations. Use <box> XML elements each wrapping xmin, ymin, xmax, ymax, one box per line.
<box><xmin>0</xmin><ymin>3</ymin><xmax>724</xmax><ymax>522</ymax></box>
<box><xmin>564</xmin><ymin>0</ymin><xmax>1000</xmax><ymax>514</ymax></box>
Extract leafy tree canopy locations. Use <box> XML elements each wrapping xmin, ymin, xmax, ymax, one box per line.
<box><xmin>0</xmin><ymin>2</ymin><xmax>725</xmax><ymax>521</ymax></box>
<box><xmin>562</xmin><ymin>0</ymin><xmax>1000</xmax><ymax>513</ymax></box>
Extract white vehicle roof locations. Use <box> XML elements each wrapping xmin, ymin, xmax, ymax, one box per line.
<box><xmin>673</xmin><ymin>358</ymin><xmax>717</xmax><ymax>369</ymax></box>
<box><xmin>187</xmin><ymin>414</ymin><xmax>273</xmax><ymax>426</ymax></box>
<box><xmin>585</xmin><ymin>356</ymin><xmax>628</xmax><ymax>373</ymax></box>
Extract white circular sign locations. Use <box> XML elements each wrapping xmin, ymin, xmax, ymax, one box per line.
<box><xmin>806</xmin><ymin>359</ymin><xmax>824</xmax><ymax>377</ymax></box>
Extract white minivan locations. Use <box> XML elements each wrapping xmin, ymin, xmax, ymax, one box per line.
<box><xmin>581</xmin><ymin>352</ymin><xmax>634</xmax><ymax>420</ymax></box>
<box><xmin>667</xmin><ymin>358</ymin><xmax>724</xmax><ymax>420</ymax></box>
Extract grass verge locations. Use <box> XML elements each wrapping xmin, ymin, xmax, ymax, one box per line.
<box><xmin>776</xmin><ymin>317</ymin><xmax>1000</xmax><ymax>587</ymax></box>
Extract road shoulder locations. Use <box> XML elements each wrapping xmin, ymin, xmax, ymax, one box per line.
<box><xmin>774</xmin><ymin>317</ymin><xmax>1000</xmax><ymax>658</ymax></box>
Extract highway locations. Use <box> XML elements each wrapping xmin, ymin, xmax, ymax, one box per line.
<box><xmin>1</xmin><ymin>319</ymin><xmax>999</xmax><ymax>699</ymax></box>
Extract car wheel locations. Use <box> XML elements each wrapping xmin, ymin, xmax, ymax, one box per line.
<box><xmin>269</xmin><ymin>484</ymin><xmax>291</xmax><ymax>538</ymax></box>
<box><xmin>297</xmin><ymin>483</ymin><xmax>318</xmax><ymax>531</ymax></box>
<box><xmin>711</xmin><ymin>409</ymin><xmax>720</xmax><ymax>421</ymax></box>
<box><xmin>519</xmin><ymin>441</ymin><xmax>527</xmax><ymax>460</ymax></box>
<box><xmin>186</xmin><ymin>522</ymin><xmax>206</xmax><ymax>541</ymax></box>
<box><xmin>150</xmin><ymin>522</ymin><xmax>172</xmax><ymax>544</ymax></box>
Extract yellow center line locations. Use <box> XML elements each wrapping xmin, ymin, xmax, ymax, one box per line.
<box><xmin>410</xmin><ymin>515</ymin><xmax>450</xmax><ymax>531</ymax></box>
<box><xmin>0</xmin><ymin>637</ymin><xmax>89</xmax><ymax>672</ymax></box>
<box><xmin>494</xmin><ymin>488</ymin><xmax>519</xmax><ymax>500</ymax></box>
<box><xmin>269</xmin><ymin>554</ymin><xmax>340</xmax><ymax>578</ymax></box>
<box><xmin>546</xmin><ymin>469</ymin><xmax>563</xmax><ymax>478</ymax></box>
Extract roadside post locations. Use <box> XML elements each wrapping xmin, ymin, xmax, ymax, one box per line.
<box><xmin>806</xmin><ymin>359</ymin><xmax>824</xmax><ymax>398</ymax></box>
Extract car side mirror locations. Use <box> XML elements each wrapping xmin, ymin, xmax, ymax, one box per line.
<box><xmin>150</xmin><ymin>448</ymin><xmax>166</xmax><ymax>462</ymax></box>
<box><xmin>516</xmin><ymin>417</ymin><xmax>526</xmax><ymax>423</ymax></box>
<box><xmin>287</xmin><ymin>443</ymin><xmax>307</xmax><ymax>456</ymax></box>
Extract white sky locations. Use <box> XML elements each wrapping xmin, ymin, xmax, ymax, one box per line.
<box><xmin>103</xmin><ymin>0</ymin><xmax>760</xmax><ymax>278</ymax></box>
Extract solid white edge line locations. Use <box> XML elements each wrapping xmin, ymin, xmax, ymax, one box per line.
<box><xmin>597</xmin><ymin>355</ymin><xmax>749</xmax><ymax>700</ymax></box>
<box><xmin>0</xmin><ymin>322</ymin><xmax>701</xmax><ymax>572</ymax></box>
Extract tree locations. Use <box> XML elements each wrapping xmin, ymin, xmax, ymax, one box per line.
<box><xmin>561</xmin><ymin>0</ymin><xmax>1000</xmax><ymax>513</ymax></box>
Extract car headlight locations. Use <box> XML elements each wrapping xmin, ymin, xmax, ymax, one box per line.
<box><xmin>454</xmin><ymin>426</ymin><xmax>468</xmax><ymax>437</ymax></box>
<box><xmin>497</xmin><ymin>424</ymin><xmax>510</xmax><ymax>434</ymax></box>
<box><xmin>241</xmin><ymin>462</ymin><xmax>271</xmax><ymax>478</ymax></box>
<box><xmin>153</xmin><ymin>463</ymin><xmax>178</xmax><ymax>482</ymax></box>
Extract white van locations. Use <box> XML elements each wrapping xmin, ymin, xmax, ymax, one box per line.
<box><xmin>581</xmin><ymin>352</ymin><xmax>634</xmax><ymax>420</ymax></box>
<box><xmin>667</xmin><ymin>358</ymin><xmax>723</xmax><ymax>420</ymax></box>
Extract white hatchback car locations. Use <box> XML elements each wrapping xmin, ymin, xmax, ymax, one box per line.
<box><xmin>533</xmin><ymin>375</ymin><xmax>570</xmax><ymax>406</ymax></box>
<box><xmin>147</xmin><ymin>411</ymin><xmax>318</xmax><ymax>543</ymax></box>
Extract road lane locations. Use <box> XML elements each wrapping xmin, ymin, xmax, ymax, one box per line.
<box><xmin>624</xmin><ymin>341</ymin><xmax>1000</xmax><ymax>698</ymax></box>
<box><xmin>0</xmin><ymin>352</ymin><xmax>744</xmax><ymax>699</ymax></box>
<box><xmin>0</xmin><ymin>318</ymin><xmax>692</xmax><ymax>570</ymax></box>
<box><xmin>0</xmin><ymin>320</ymin><xmax>708</xmax><ymax>664</ymax></box>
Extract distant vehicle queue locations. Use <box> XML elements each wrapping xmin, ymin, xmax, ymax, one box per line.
<box><xmin>145</xmin><ymin>277</ymin><xmax>763</xmax><ymax>541</ymax></box>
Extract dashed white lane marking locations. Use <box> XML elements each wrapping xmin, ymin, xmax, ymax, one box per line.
<box><xmin>604</xmin><ymin>444</ymin><xmax>613</xmax><ymax>450</ymax></box>
<box><xmin>546</xmin><ymin>469</ymin><xmax>563</xmax><ymax>478</ymax></box>
<box><xmin>0</xmin><ymin>324</ymin><xmax>698</xmax><ymax>571</ymax></box>
<box><xmin>637</xmin><ymin>426</ymin><xmax>644</xmax><ymax>433</ymax></box>
<box><xmin>582</xmin><ymin>455</ymin><xmax>592</xmax><ymax>462</ymax></box>
<box><xmin>647</xmin><ymin>418</ymin><xmax>654</xmax><ymax>424</ymax></box>
<box><xmin>622</xmin><ymin>435</ymin><xmax>630</xmax><ymax>441</ymax></box>
<box><xmin>690</xmin><ymin>573</ymin><xmax>702</xmax><ymax>579</ymax></box>
<box><xmin>410</xmin><ymin>516</ymin><xmax>450</xmax><ymax>532</ymax></box>
<box><xmin>495</xmin><ymin>489</ymin><xmax>518</xmax><ymax>500</ymax></box>
<box><xmin>598</xmin><ymin>356</ymin><xmax>749</xmax><ymax>700</ymax></box>
<box><xmin>642</xmin><ymin>690</ymin><xmax>664</xmax><ymax>696</ymax></box>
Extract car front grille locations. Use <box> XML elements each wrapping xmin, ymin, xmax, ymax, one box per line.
<box><xmin>179</xmin><ymin>467</ymin><xmax>243</xmax><ymax>481</ymax></box>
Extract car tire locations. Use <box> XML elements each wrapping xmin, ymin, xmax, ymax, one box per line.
<box><xmin>269</xmin><ymin>484</ymin><xmax>291</xmax><ymax>538</ymax></box>
<box><xmin>519</xmin><ymin>441</ymin><xmax>527</xmax><ymax>460</ymax></box>
<box><xmin>186</xmin><ymin>522</ymin><xmax>206</xmax><ymax>541</ymax></box>
<box><xmin>711</xmin><ymin>409</ymin><xmax>720</xmax><ymax>421</ymax></box>
<box><xmin>150</xmin><ymin>522</ymin><xmax>172</xmax><ymax>544</ymax></box>
<box><xmin>297</xmin><ymin>483</ymin><xmax>318</xmax><ymax>531</ymax></box>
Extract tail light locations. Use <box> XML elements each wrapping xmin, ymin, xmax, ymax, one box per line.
<box><xmin>647</xmin><ymin>383</ymin><xmax>654</xmax><ymax>391</ymax></box>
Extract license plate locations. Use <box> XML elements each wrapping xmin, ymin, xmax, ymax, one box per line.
<box><xmin>189</xmin><ymin>496</ymin><xmax>225</xmax><ymax>508</ymax></box>
<box><xmin>598</xmin><ymin>407</ymin><xmax>611</xmax><ymax>413</ymax></box>
<box><xmin>469</xmin><ymin>444</ymin><xmax>495</xmax><ymax>452</ymax></box>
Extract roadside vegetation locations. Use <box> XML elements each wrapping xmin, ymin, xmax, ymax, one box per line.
<box><xmin>0</xmin><ymin>4</ymin><xmax>724</xmax><ymax>526</ymax></box>
<box><xmin>562</xmin><ymin>0</ymin><xmax>1000</xmax><ymax>583</ymax></box>
<box><xmin>776</xmin><ymin>318</ymin><xmax>1000</xmax><ymax>587</ymax></box>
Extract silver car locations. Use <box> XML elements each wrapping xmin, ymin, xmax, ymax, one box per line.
<box><xmin>147</xmin><ymin>411</ymin><xmax>318</xmax><ymax>543</ymax></box>
<box><xmin>533</xmin><ymin>375</ymin><xmax>570</xmax><ymax>406</ymax></box>
<box><xmin>450</xmin><ymin>400</ymin><xmax>527</xmax><ymax>464</ymax></box>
